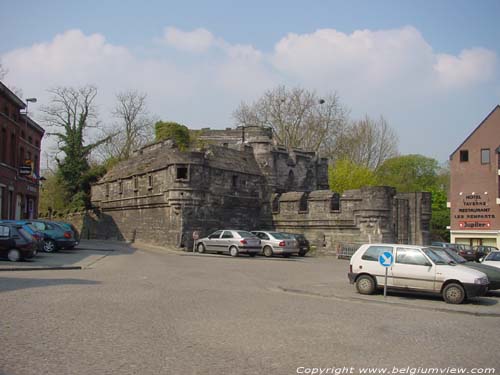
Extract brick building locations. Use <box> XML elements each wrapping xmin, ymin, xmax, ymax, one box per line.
<box><xmin>0</xmin><ymin>81</ymin><xmax>44</xmax><ymax>220</ymax></box>
<box><xmin>449</xmin><ymin>105</ymin><xmax>500</xmax><ymax>247</ymax></box>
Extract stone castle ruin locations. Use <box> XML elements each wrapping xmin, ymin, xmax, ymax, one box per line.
<box><xmin>87</xmin><ymin>126</ymin><xmax>431</xmax><ymax>251</ymax></box>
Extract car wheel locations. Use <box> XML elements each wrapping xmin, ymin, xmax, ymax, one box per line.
<box><xmin>443</xmin><ymin>283</ymin><xmax>466</xmax><ymax>304</ymax></box>
<box><xmin>248</xmin><ymin>252</ymin><xmax>256</xmax><ymax>257</ymax></box>
<box><xmin>298</xmin><ymin>251</ymin><xmax>306</xmax><ymax>257</ymax></box>
<box><xmin>43</xmin><ymin>239</ymin><xmax>57</xmax><ymax>253</ymax></box>
<box><xmin>356</xmin><ymin>275</ymin><xmax>376</xmax><ymax>295</ymax></box>
<box><xmin>263</xmin><ymin>246</ymin><xmax>273</xmax><ymax>257</ymax></box>
<box><xmin>7</xmin><ymin>249</ymin><xmax>21</xmax><ymax>262</ymax></box>
<box><xmin>197</xmin><ymin>243</ymin><xmax>205</xmax><ymax>253</ymax></box>
<box><xmin>229</xmin><ymin>246</ymin><xmax>239</xmax><ymax>257</ymax></box>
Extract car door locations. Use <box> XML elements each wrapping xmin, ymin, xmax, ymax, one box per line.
<box><xmin>392</xmin><ymin>247</ymin><xmax>436</xmax><ymax>290</ymax></box>
<box><xmin>255</xmin><ymin>232</ymin><xmax>270</xmax><ymax>249</ymax></box>
<box><xmin>205</xmin><ymin>230</ymin><xmax>222</xmax><ymax>251</ymax></box>
<box><xmin>0</xmin><ymin>225</ymin><xmax>14</xmax><ymax>251</ymax></box>
<box><xmin>220</xmin><ymin>230</ymin><xmax>235</xmax><ymax>252</ymax></box>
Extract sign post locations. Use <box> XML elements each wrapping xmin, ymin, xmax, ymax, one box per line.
<box><xmin>378</xmin><ymin>251</ymin><xmax>394</xmax><ymax>298</ymax></box>
<box><xmin>192</xmin><ymin>231</ymin><xmax>199</xmax><ymax>253</ymax></box>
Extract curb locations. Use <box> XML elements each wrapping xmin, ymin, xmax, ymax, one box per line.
<box><xmin>276</xmin><ymin>286</ymin><xmax>500</xmax><ymax>318</ymax></box>
<box><xmin>0</xmin><ymin>266</ymin><xmax>83</xmax><ymax>272</ymax></box>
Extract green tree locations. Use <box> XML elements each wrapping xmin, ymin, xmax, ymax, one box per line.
<box><xmin>328</xmin><ymin>159</ymin><xmax>377</xmax><ymax>193</ymax></box>
<box><xmin>375</xmin><ymin>154</ymin><xmax>439</xmax><ymax>192</ymax></box>
<box><xmin>155</xmin><ymin>121</ymin><xmax>190</xmax><ymax>149</ymax></box>
<box><xmin>41</xmin><ymin>86</ymin><xmax>111</xmax><ymax>209</ymax></box>
<box><xmin>376</xmin><ymin>155</ymin><xmax>450</xmax><ymax>241</ymax></box>
<box><xmin>38</xmin><ymin>171</ymin><xmax>71</xmax><ymax>214</ymax></box>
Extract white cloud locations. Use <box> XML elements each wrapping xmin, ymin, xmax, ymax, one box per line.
<box><xmin>271</xmin><ymin>26</ymin><xmax>497</xmax><ymax>95</ymax></box>
<box><xmin>0</xmin><ymin>26</ymin><xmax>498</xmax><ymax>164</ymax></box>
<box><xmin>434</xmin><ymin>48</ymin><xmax>497</xmax><ymax>88</ymax></box>
<box><xmin>163</xmin><ymin>27</ymin><xmax>216</xmax><ymax>53</ymax></box>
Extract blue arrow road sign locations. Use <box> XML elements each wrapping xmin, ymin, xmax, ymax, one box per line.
<box><xmin>379</xmin><ymin>252</ymin><xmax>394</xmax><ymax>267</ymax></box>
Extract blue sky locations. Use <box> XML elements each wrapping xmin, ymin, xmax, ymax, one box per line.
<box><xmin>1</xmin><ymin>0</ymin><xmax>499</xmax><ymax>164</ymax></box>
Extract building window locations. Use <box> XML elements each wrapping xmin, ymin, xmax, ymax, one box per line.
<box><xmin>299</xmin><ymin>193</ymin><xmax>308</xmax><ymax>213</ymax></box>
<box><xmin>148</xmin><ymin>175</ymin><xmax>153</xmax><ymax>190</ymax></box>
<box><xmin>133</xmin><ymin>176</ymin><xmax>139</xmax><ymax>191</ymax></box>
<box><xmin>1</xmin><ymin>128</ymin><xmax>6</xmax><ymax>162</ymax></box>
<box><xmin>19</xmin><ymin>147</ymin><xmax>24</xmax><ymax>167</ymax></box>
<box><xmin>272</xmin><ymin>194</ymin><xmax>281</xmax><ymax>213</ymax></box>
<box><xmin>118</xmin><ymin>181</ymin><xmax>123</xmax><ymax>195</ymax></box>
<box><xmin>460</xmin><ymin>150</ymin><xmax>469</xmax><ymax>162</ymax></box>
<box><xmin>232</xmin><ymin>175</ymin><xmax>238</xmax><ymax>188</ymax></box>
<box><xmin>331</xmin><ymin>193</ymin><xmax>340</xmax><ymax>212</ymax></box>
<box><xmin>28</xmin><ymin>136</ymin><xmax>32</xmax><ymax>144</ymax></box>
<box><xmin>10</xmin><ymin>134</ymin><xmax>16</xmax><ymax>165</ymax></box>
<box><xmin>105</xmin><ymin>183</ymin><xmax>110</xmax><ymax>198</ymax></box>
<box><xmin>481</xmin><ymin>149</ymin><xmax>490</xmax><ymax>164</ymax></box>
<box><xmin>176</xmin><ymin>166</ymin><xmax>188</xmax><ymax>180</ymax></box>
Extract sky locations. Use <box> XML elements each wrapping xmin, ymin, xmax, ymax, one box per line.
<box><xmin>1</xmin><ymin>0</ymin><xmax>499</xmax><ymax>166</ymax></box>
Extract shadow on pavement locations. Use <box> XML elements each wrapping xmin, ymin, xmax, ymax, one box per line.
<box><xmin>386</xmin><ymin>289</ymin><xmax>498</xmax><ymax>306</ymax></box>
<box><xmin>0</xmin><ymin>277</ymin><xmax>100</xmax><ymax>293</ymax></box>
<box><xmin>0</xmin><ymin>240</ymin><xmax>136</xmax><ymax>270</ymax></box>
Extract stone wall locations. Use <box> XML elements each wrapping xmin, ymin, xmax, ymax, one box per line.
<box><xmin>271</xmin><ymin>187</ymin><xmax>431</xmax><ymax>255</ymax></box>
<box><xmin>89</xmin><ymin>141</ymin><xmax>270</xmax><ymax>248</ymax></box>
<box><xmin>197</xmin><ymin>126</ymin><xmax>329</xmax><ymax>193</ymax></box>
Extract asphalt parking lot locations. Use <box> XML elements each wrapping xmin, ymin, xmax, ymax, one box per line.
<box><xmin>2</xmin><ymin>240</ymin><xmax>500</xmax><ymax>315</ymax></box>
<box><xmin>1</xmin><ymin>240</ymin><xmax>499</xmax><ymax>374</ymax></box>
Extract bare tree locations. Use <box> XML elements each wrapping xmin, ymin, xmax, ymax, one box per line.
<box><xmin>99</xmin><ymin>90</ymin><xmax>154</xmax><ymax>161</ymax></box>
<box><xmin>0</xmin><ymin>62</ymin><xmax>7</xmax><ymax>79</ymax></box>
<box><xmin>233</xmin><ymin>86</ymin><xmax>348</xmax><ymax>153</ymax></box>
<box><xmin>41</xmin><ymin>85</ymin><xmax>111</xmax><ymax>208</ymax></box>
<box><xmin>332</xmin><ymin>115</ymin><xmax>398</xmax><ymax>170</ymax></box>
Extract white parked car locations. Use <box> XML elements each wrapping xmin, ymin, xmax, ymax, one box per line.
<box><xmin>348</xmin><ymin>244</ymin><xmax>489</xmax><ymax>304</ymax></box>
<box><xmin>481</xmin><ymin>251</ymin><xmax>500</xmax><ymax>269</ymax></box>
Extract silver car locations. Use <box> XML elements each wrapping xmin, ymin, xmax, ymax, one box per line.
<box><xmin>251</xmin><ymin>231</ymin><xmax>299</xmax><ymax>257</ymax></box>
<box><xmin>196</xmin><ymin>230</ymin><xmax>261</xmax><ymax>257</ymax></box>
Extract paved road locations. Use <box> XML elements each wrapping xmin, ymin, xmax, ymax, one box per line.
<box><xmin>1</xmin><ymin>242</ymin><xmax>499</xmax><ymax>375</ymax></box>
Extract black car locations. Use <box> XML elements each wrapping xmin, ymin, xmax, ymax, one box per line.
<box><xmin>0</xmin><ymin>223</ymin><xmax>38</xmax><ymax>262</ymax></box>
<box><xmin>285</xmin><ymin>233</ymin><xmax>310</xmax><ymax>256</ymax></box>
<box><xmin>454</xmin><ymin>244</ymin><xmax>476</xmax><ymax>261</ymax></box>
<box><xmin>473</xmin><ymin>245</ymin><xmax>498</xmax><ymax>262</ymax></box>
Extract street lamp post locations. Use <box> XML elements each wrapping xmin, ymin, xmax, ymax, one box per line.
<box><xmin>25</xmin><ymin>97</ymin><xmax>37</xmax><ymax>123</ymax></box>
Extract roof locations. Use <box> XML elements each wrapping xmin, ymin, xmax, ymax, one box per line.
<box><xmin>22</xmin><ymin>114</ymin><xmax>45</xmax><ymax>135</ymax></box>
<box><xmin>99</xmin><ymin>144</ymin><xmax>263</xmax><ymax>183</ymax></box>
<box><xmin>0</xmin><ymin>81</ymin><xmax>26</xmax><ymax>108</ymax></box>
<box><xmin>450</xmin><ymin>105</ymin><xmax>500</xmax><ymax>159</ymax></box>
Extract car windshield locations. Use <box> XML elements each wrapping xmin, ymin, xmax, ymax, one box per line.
<box><xmin>430</xmin><ymin>248</ymin><xmax>462</xmax><ymax>264</ymax></box>
<box><xmin>237</xmin><ymin>231</ymin><xmax>257</xmax><ymax>238</ymax></box>
<box><xmin>485</xmin><ymin>252</ymin><xmax>500</xmax><ymax>261</ymax></box>
<box><xmin>442</xmin><ymin>248</ymin><xmax>466</xmax><ymax>263</ymax></box>
<box><xmin>422</xmin><ymin>248</ymin><xmax>447</xmax><ymax>265</ymax></box>
<box><xmin>18</xmin><ymin>227</ymin><xmax>33</xmax><ymax>241</ymax></box>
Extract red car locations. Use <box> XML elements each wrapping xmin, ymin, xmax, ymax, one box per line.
<box><xmin>0</xmin><ymin>223</ymin><xmax>38</xmax><ymax>262</ymax></box>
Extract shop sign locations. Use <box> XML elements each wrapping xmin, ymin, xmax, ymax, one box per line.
<box><xmin>454</xmin><ymin>194</ymin><xmax>496</xmax><ymax>223</ymax></box>
<box><xmin>458</xmin><ymin>221</ymin><xmax>491</xmax><ymax>229</ymax></box>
